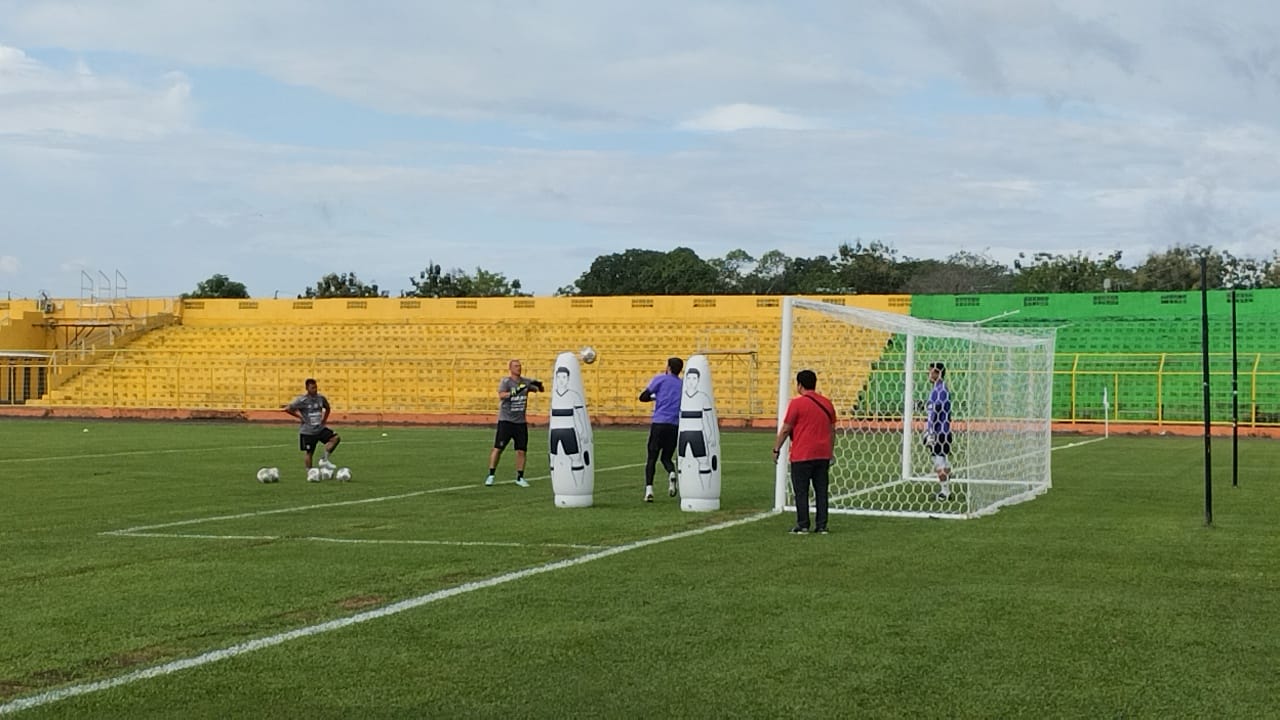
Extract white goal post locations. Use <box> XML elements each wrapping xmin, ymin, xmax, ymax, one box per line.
<box><xmin>773</xmin><ymin>298</ymin><xmax>1056</xmax><ymax>519</ymax></box>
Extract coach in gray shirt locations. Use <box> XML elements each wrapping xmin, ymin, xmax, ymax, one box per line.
<box><xmin>485</xmin><ymin>359</ymin><xmax>544</xmax><ymax>488</ymax></box>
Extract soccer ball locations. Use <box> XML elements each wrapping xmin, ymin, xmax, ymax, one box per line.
<box><xmin>319</xmin><ymin>466</ymin><xmax>335</xmax><ymax>481</ymax></box>
<box><xmin>335</xmin><ymin>467</ymin><xmax>352</xmax><ymax>482</ymax></box>
<box><xmin>256</xmin><ymin>467</ymin><xmax>272</xmax><ymax>483</ymax></box>
<box><xmin>581</xmin><ymin>346</ymin><xmax>597</xmax><ymax>364</ymax></box>
<box><xmin>267</xmin><ymin>467</ymin><xmax>280</xmax><ymax>482</ymax></box>
<box><xmin>307</xmin><ymin>468</ymin><xmax>321</xmax><ymax>483</ymax></box>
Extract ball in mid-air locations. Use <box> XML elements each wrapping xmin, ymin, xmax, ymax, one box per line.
<box><xmin>581</xmin><ymin>346</ymin><xmax>597</xmax><ymax>364</ymax></box>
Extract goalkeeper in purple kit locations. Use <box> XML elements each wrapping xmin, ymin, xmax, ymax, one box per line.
<box><xmin>924</xmin><ymin>362</ymin><xmax>953</xmax><ymax>499</ymax></box>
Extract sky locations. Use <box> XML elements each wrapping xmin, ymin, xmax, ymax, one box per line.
<box><xmin>1</xmin><ymin>0</ymin><xmax>1279</xmax><ymax>299</ymax></box>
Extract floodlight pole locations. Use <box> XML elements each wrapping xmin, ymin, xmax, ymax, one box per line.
<box><xmin>1200</xmin><ymin>256</ymin><xmax>1212</xmax><ymax>527</ymax></box>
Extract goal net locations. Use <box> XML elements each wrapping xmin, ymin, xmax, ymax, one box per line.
<box><xmin>773</xmin><ymin>298</ymin><xmax>1056</xmax><ymax>519</ymax></box>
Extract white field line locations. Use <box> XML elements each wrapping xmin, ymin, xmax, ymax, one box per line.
<box><xmin>0</xmin><ymin>440</ymin><xmax>394</xmax><ymax>465</ymax></box>
<box><xmin>1051</xmin><ymin>436</ymin><xmax>1108</xmax><ymax>451</ymax></box>
<box><xmin>116</xmin><ymin>532</ymin><xmax>609</xmax><ymax>551</ymax></box>
<box><xmin>102</xmin><ymin>463</ymin><xmax>648</xmax><ymax>535</ymax></box>
<box><xmin>0</xmin><ymin>510</ymin><xmax>776</xmax><ymax>716</ymax></box>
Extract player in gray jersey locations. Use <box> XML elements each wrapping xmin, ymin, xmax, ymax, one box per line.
<box><xmin>486</xmin><ymin>359</ymin><xmax>544</xmax><ymax>487</ymax></box>
<box><xmin>285</xmin><ymin>378</ymin><xmax>341</xmax><ymax>479</ymax></box>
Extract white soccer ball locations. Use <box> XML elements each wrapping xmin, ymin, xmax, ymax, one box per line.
<box><xmin>335</xmin><ymin>467</ymin><xmax>351</xmax><ymax>482</ymax></box>
<box><xmin>256</xmin><ymin>467</ymin><xmax>272</xmax><ymax>483</ymax></box>
<box><xmin>319</xmin><ymin>466</ymin><xmax>335</xmax><ymax>481</ymax></box>
<box><xmin>581</xmin><ymin>346</ymin><xmax>597</xmax><ymax>364</ymax></box>
<box><xmin>307</xmin><ymin>468</ymin><xmax>321</xmax><ymax>483</ymax></box>
<box><xmin>267</xmin><ymin>467</ymin><xmax>280</xmax><ymax>483</ymax></box>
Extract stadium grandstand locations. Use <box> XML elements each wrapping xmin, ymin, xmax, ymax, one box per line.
<box><xmin>1</xmin><ymin>290</ymin><xmax>1278</xmax><ymax>432</ymax></box>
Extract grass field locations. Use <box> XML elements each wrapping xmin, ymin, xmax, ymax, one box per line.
<box><xmin>1</xmin><ymin>418</ymin><xmax>1278</xmax><ymax>718</ymax></box>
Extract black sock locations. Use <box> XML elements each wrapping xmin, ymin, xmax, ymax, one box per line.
<box><xmin>517</xmin><ymin>469</ymin><xmax>525</xmax><ymax>479</ymax></box>
<box><xmin>488</xmin><ymin>467</ymin><xmax>495</xmax><ymax>475</ymax></box>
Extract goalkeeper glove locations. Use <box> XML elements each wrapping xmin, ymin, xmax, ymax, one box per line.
<box><xmin>923</xmin><ymin>432</ymin><xmax>936</xmax><ymax>447</ymax></box>
<box><xmin>529</xmin><ymin>380</ymin><xmax>544</xmax><ymax>392</ymax></box>
<box><xmin>511</xmin><ymin>384</ymin><xmax>528</xmax><ymax>396</ymax></box>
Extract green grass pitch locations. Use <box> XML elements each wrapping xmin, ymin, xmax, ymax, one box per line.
<box><xmin>1</xmin><ymin>418</ymin><xmax>1277</xmax><ymax>718</ymax></box>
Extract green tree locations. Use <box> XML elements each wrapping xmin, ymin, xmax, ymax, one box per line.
<box><xmin>300</xmin><ymin>272</ymin><xmax>388</xmax><ymax>298</ymax></box>
<box><xmin>705</xmin><ymin>249</ymin><xmax>755</xmax><ymax>293</ymax></box>
<box><xmin>1261</xmin><ymin>251</ymin><xmax>1280</xmax><ymax>289</ymax></box>
<box><xmin>565</xmin><ymin>247</ymin><xmax>719</xmax><ymax>295</ymax></box>
<box><xmin>1220</xmin><ymin>251</ymin><xmax>1273</xmax><ymax>289</ymax></box>
<box><xmin>454</xmin><ymin>267</ymin><xmax>526</xmax><ymax>297</ymax></box>
<box><xmin>737</xmin><ymin>250</ymin><xmax>790</xmax><ymax>294</ymax></box>
<box><xmin>1132</xmin><ymin>245</ymin><xmax>1225</xmax><ymax>291</ymax></box>
<box><xmin>182</xmin><ymin>273</ymin><xmax>249</xmax><ymax>299</ymax></box>
<box><xmin>782</xmin><ymin>254</ymin><xmax>841</xmax><ymax>293</ymax></box>
<box><xmin>403</xmin><ymin>262</ymin><xmax>462</xmax><ymax>298</ymax></box>
<box><xmin>901</xmin><ymin>251</ymin><xmax>1013</xmax><ymax>294</ymax></box>
<box><xmin>1011</xmin><ymin>251</ymin><xmax>1130</xmax><ymax>293</ymax></box>
<box><xmin>566</xmin><ymin>249</ymin><xmax>664</xmax><ymax>295</ymax></box>
<box><xmin>833</xmin><ymin>240</ymin><xmax>904</xmax><ymax>293</ymax></box>
<box><xmin>403</xmin><ymin>263</ymin><xmax>526</xmax><ymax>297</ymax></box>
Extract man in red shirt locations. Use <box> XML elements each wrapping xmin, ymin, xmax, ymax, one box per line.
<box><xmin>773</xmin><ymin>369</ymin><xmax>836</xmax><ymax>534</ymax></box>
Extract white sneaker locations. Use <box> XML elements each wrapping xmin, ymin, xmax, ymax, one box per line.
<box><xmin>484</xmin><ymin>475</ymin><xmax>495</xmax><ymax>487</ymax></box>
<box><xmin>668</xmin><ymin>475</ymin><xmax>678</xmax><ymax>497</ymax></box>
<box><xmin>320</xmin><ymin>458</ymin><xmax>337</xmax><ymax>470</ymax></box>
<box><xmin>514</xmin><ymin>478</ymin><xmax>530</xmax><ymax>488</ymax></box>
<box><xmin>644</xmin><ymin>489</ymin><xmax>654</xmax><ymax>503</ymax></box>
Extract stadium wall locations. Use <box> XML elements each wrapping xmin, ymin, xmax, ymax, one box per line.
<box><xmin>174</xmin><ymin>294</ymin><xmax>910</xmax><ymax>325</ymax></box>
<box><xmin>0</xmin><ymin>301</ymin><xmax>50</xmax><ymax>350</ymax></box>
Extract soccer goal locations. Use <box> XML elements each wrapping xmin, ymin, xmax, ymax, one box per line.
<box><xmin>773</xmin><ymin>298</ymin><xmax>1056</xmax><ymax>519</ymax></box>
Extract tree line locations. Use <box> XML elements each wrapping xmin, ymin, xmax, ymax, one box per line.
<box><xmin>183</xmin><ymin>243</ymin><xmax>1280</xmax><ymax>299</ymax></box>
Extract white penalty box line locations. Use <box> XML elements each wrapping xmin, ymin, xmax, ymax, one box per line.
<box><xmin>101</xmin><ymin>463</ymin><xmax>649</xmax><ymax>548</ymax></box>
<box><xmin>5</xmin><ymin>510</ymin><xmax>775</xmax><ymax>715</ymax></box>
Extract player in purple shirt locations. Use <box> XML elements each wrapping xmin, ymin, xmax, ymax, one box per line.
<box><xmin>639</xmin><ymin>356</ymin><xmax>684</xmax><ymax>502</ymax></box>
<box><xmin>924</xmin><ymin>361</ymin><xmax>954</xmax><ymax>500</ymax></box>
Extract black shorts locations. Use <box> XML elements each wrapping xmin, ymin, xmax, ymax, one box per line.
<box><xmin>300</xmin><ymin>427</ymin><xmax>336</xmax><ymax>453</ymax></box>
<box><xmin>647</xmin><ymin>423</ymin><xmax>678</xmax><ymax>455</ymax></box>
<box><xmin>929</xmin><ymin>432</ymin><xmax>953</xmax><ymax>457</ymax></box>
<box><xmin>494</xmin><ymin>421</ymin><xmax>529</xmax><ymax>452</ymax></box>
<box><xmin>550</xmin><ymin>427</ymin><xmax>580</xmax><ymax>456</ymax></box>
<box><xmin>678</xmin><ymin>430</ymin><xmax>707</xmax><ymax>458</ymax></box>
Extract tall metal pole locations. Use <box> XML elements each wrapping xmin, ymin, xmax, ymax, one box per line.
<box><xmin>1231</xmin><ymin>288</ymin><xmax>1239</xmax><ymax>488</ymax></box>
<box><xmin>1200</xmin><ymin>257</ymin><xmax>1213</xmax><ymax>526</ymax></box>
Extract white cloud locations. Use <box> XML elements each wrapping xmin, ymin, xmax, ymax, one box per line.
<box><xmin>679</xmin><ymin>104</ymin><xmax>821</xmax><ymax>132</ymax></box>
<box><xmin>4</xmin><ymin>1</ymin><xmax>1278</xmax><ymax>125</ymax></box>
<box><xmin>0</xmin><ymin>43</ymin><xmax>192</xmax><ymax>139</ymax></box>
<box><xmin>0</xmin><ymin>2</ymin><xmax>1279</xmax><ymax>298</ymax></box>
